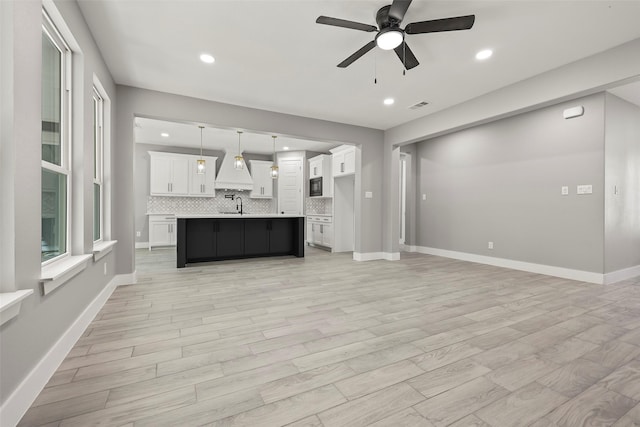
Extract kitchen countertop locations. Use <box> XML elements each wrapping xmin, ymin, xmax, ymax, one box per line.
<box><xmin>175</xmin><ymin>214</ymin><xmax>304</xmax><ymax>219</ymax></box>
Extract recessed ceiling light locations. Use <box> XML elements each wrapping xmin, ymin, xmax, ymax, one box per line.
<box><xmin>383</xmin><ymin>98</ymin><xmax>395</xmax><ymax>106</ymax></box>
<box><xmin>200</xmin><ymin>53</ymin><xmax>215</xmax><ymax>64</ymax></box>
<box><xmin>160</xmin><ymin>132</ymin><xmax>169</xmax><ymax>138</ymax></box>
<box><xmin>475</xmin><ymin>49</ymin><xmax>493</xmax><ymax>60</ymax></box>
<box><xmin>283</xmin><ymin>146</ymin><xmax>290</xmax><ymax>150</ymax></box>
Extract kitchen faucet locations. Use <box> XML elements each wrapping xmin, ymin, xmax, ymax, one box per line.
<box><xmin>236</xmin><ymin>196</ymin><xmax>243</xmax><ymax>215</ymax></box>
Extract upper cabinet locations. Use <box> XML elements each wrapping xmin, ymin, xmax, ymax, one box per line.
<box><xmin>149</xmin><ymin>151</ymin><xmax>217</xmax><ymax>197</ymax></box>
<box><xmin>308</xmin><ymin>154</ymin><xmax>333</xmax><ymax>198</ymax></box>
<box><xmin>150</xmin><ymin>152</ymin><xmax>189</xmax><ymax>196</ymax></box>
<box><xmin>188</xmin><ymin>155</ymin><xmax>217</xmax><ymax>197</ymax></box>
<box><xmin>331</xmin><ymin>145</ymin><xmax>356</xmax><ymax>177</ymax></box>
<box><xmin>249</xmin><ymin>160</ymin><xmax>273</xmax><ymax>199</ymax></box>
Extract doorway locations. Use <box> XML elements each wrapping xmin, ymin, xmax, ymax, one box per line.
<box><xmin>278</xmin><ymin>158</ymin><xmax>303</xmax><ymax>215</ymax></box>
<box><xmin>399</xmin><ymin>153</ymin><xmax>408</xmax><ymax>245</ymax></box>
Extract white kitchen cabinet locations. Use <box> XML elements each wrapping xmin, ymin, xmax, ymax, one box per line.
<box><xmin>309</xmin><ymin>157</ymin><xmax>323</xmax><ymax>179</ymax></box>
<box><xmin>330</xmin><ymin>145</ymin><xmax>356</xmax><ymax>177</ymax></box>
<box><xmin>307</xmin><ymin>215</ymin><xmax>332</xmax><ymax>250</ymax></box>
<box><xmin>148</xmin><ymin>215</ymin><xmax>177</xmax><ymax>249</ymax></box>
<box><xmin>188</xmin><ymin>155</ymin><xmax>217</xmax><ymax>197</ymax></box>
<box><xmin>249</xmin><ymin>160</ymin><xmax>273</xmax><ymax>198</ymax></box>
<box><xmin>308</xmin><ymin>154</ymin><xmax>333</xmax><ymax>197</ymax></box>
<box><xmin>149</xmin><ymin>152</ymin><xmax>189</xmax><ymax>196</ymax></box>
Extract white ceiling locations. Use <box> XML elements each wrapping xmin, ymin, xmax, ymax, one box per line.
<box><xmin>135</xmin><ymin>117</ymin><xmax>341</xmax><ymax>154</ymax></box>
<box><xmin>78</xmin><ymin>1</ymin><xmax>640</xmax><ymax>131</ymax></box>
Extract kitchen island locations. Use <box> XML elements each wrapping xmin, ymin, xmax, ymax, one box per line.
<box><xmin>176</xmin><ymin>214</ymin><xmax>305</xmax><ymax>268</ymax></box>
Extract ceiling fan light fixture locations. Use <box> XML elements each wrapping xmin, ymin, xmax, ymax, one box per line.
<box><xmin>376</xmin><ymin>28</ymin><xmax>403</xmax><ymax>50</ymax></box>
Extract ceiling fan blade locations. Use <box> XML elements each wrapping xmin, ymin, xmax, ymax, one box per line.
<box><xmin>316</xmin><ymin>16</ymin><xmax>377</xmax><ymax>32</ymax></box>
<box><xmin>337</xmin><ymin>40</ymin><xmax>377</xmax><ymax>68</ymax></box>
<box><xmin>394</xmin><ymin>41</ymin><xmax>419</xmax><ymax>70</ymax></box>
<box><xmin>405</xmin><ymin>15</ymin><xmax>475</xmax><ymax>34</ymax></box>
<box><xmin>388</xmin><ymin>0</ymin><xmax>412</xmax><ymax>23</ymax></box>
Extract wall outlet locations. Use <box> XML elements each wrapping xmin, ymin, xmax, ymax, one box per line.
<box><xmin>422</xmin><ymin>194</ymin><xmax>427</xmax><ymax>201</ymax></box>
<box><xmin>364</xmin><ymin>191</ymin><xmax>373</xmax><ymax>199</ymax></box>
<box><xmin>103</xmin><ymin>262</ymin><xmax>107</xmax><ymax>275</ymax></box>
<box><xmin>561</xmin><ymin>186</ymin><xmax>569</xmax><ymax>195</ymax></box>
<box><xmin>136</xmin><ymin>231</ymin><xmax>141</xmax><ymax>237</ymax></box>
<box><xmin>488</xmin><ymin>241</ymin><xmax>494</xmax><ymax>249</ymax></box>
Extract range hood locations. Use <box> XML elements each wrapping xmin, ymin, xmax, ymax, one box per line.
<box><xmin>215</xmin><ymin>149</ymin><xmax>253</xmax><ymax>191</ymax></box>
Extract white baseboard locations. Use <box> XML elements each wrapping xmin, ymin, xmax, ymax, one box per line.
<box><xmin>353</xmin><ymin>252</ymin><xmax>400</xmax><ymax>261</ymax></box>
<box><xmin>110</xmin><ymin>271</ymin><xmax>137</xmax><ymax>287</ymax></box>
<box><xmin>0</xmin><ymin>273</ymin><xmax>130</xmax><ymax>427</ymax></box>
<box><xmin>135</xmin><ymin>242</ymin><xmax>149</xmax><ymax>249</ymax></box>
<box><xmin>604</xmin><ymin>265</ymin><xmax>640</xmax><ymax>285</ymax></box>
<box><xmin>409</xmin><ymin>246</ymin><xmax>605</xmax><ymax>284</ymax></box>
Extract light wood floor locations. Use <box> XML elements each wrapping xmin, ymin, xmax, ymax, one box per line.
<box><xmin>20</xmin><ymin>247</ymin><xmax>640</xmax><ymax>426</ymax></box>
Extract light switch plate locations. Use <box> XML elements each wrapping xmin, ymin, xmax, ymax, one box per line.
<box><xmin>365</xmin><ymin>191</ymin><xmax>373</xmax><ymax>199</ymax></box>
<box><xmin>577</xmin><ymin>184</ymin><xmax>593</xmax><ymax>195</ymax></box>
<box><xmin>561</xmin><ymin>186</ymin><xmax>569</xmax><ymax>195</ymax></box>
<box><xmin>422</xmin><ymin>194</ymin><xmax>427</xmax><ymax>201</ymax></box>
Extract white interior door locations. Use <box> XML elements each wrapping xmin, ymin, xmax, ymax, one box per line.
<box><xmin>278</xmin><ymin>158</ymin><xmax>303</xmax><ymax>215</ymax></box>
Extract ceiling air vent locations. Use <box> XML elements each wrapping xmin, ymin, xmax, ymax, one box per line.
<box><xmin>409</xmin><ymin>101</ymin><xmax>429</xmax><ymax>110</ymax></box>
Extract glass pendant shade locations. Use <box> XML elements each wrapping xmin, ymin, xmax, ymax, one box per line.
<box><xmin>196</xmin><ymin>159</ymin><xmax>205</xmax><ymax>174</ymax></box>
<box><xmin>234</xmin><ymin>130</ymin><xmax>244</xmax><ymax>170</ymax></box>
<box><xmin>271</xmin><ymin>135</ymin><xmax>278</xmax><ymax>179</ymax></box>
<box><xmin>234</xmin><ymin>155</ymin><xmax>244</xmax><ymax>170</ymax></box>
<box><xmin>197</xmin><ymin>126</ymin><xmax>206</xmax><ymax>174</ymax></box>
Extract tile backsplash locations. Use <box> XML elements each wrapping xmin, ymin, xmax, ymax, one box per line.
<box><xmin>306</xmin><ymin>197</ymin><xmax>332</xmax><ymax>215</ymax></box>
<box><xmin>147</xmin><ymin>190</ymin><xmax>275</xmax><ymax>215</ymax></box>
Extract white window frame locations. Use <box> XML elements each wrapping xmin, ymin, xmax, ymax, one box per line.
<box><xmin>41</xmin><ymin>9</ymin><xmax>72</xmax><ymax>266</ymax></box>
<box><xmin>93</xmin><ymin>87</ymin><xmax>104</xmax><ymax>243</ymax></box>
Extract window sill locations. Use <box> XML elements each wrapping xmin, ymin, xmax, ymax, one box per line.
<box><xmin>40</xmin><ymin>254</ymin><xmax>92</xmax><ymax>295</ymax></box>
<box><xmin>93</xmin><ymin>240</ymin><xmax>117</xmax><ymax>261</ymax></box>
<box><xmin>0</xmin><ymin>290</ymin><xmax>34</xmax><ymax>326</ymax></box>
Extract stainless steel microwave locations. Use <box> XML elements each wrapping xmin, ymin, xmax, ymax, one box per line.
<box><xmin>310</xmin><ymin>177</ymin><xmax>322</xmax><ymax>197</ymax></box>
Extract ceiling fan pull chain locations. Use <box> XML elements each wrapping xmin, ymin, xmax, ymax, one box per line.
<box><xmin>403</xmin><ymin>42</ymin><xmax>406</xmax><ymax>76</ymax></box>
<box><xmin>374</xmin><ymin>50</ymin><xmax>378</xmax><ymax>84</ymax></box>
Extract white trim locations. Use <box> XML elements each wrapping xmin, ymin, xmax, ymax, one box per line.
<box><xmin>0</xmin><ymin>290</ymin><xmax>34</xmax><ymax>326</ymax></box>
<box><xmin>40</xmin><ymin>254</ymin><xmax>92</xmax><ymax>295</ymax></box>
<box><xmin>410</xmin><ymin>246</ymin><xmax>604</xmax><ymax>284</ymax></box>
<box><xmin>353</xmin><ymin>252</ymin><xmax>400</xmax><ymax>261</ymax></box>
<box><xmin>0</xmin><ymin>274</ymin><xmax>122</xmax><ymax>427</ymax></box>
<box><xmin>92</xmin><ymin>239</ymin><xmax>117</xmax><ymax>261</ymax></box>
<box><xmin>604</xmin><ymin>265</ymin><xmax>640</xmax><ymax>285</ymax></box>
<box><xmin>135</xmin><ymin>242</ymin><xmax>149</xmax><ymax>249</ymax></box>
<box><xmin>110</xmin><ymin>271</ymin><xmax>137</xmax><ymax>287</ymax></box>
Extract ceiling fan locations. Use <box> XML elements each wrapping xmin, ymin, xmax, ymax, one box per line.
<box><xmin>316</xmin><ymin>0</ymin><xmax>475</xmax><ymax>70</ymax></box>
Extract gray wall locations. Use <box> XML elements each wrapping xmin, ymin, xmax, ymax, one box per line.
<box><xmin>1</xmin><ymin>0</ymin><xmax>117</xmax><ymax>405</ymax></box>
<box><xmin>115</xmin><ymin>86</ymin><xmax>385</xmax><ymax>275</ymax></box>
<box><xmin>604</xmin><ymin>93</ymin><xmax>640</xmax><ymax>273</ymax></box>
<box><xmin>415</xmin><ymin>93</ymin><xmax>606</xmax><ymax>273</ymax></box>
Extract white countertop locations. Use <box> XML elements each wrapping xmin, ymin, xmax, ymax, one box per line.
<box><xmin>175</xmin><ymin>214</ymin><xmax>304</xmax><ymax>219</ymax></box>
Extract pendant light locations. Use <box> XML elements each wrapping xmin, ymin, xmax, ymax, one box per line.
<box><xmin>197</xmin><ymin>126</ymin><xmax>205</xmax><ymax>174</ymax></box>
<box><xmin>270</xmin><ymin>135</ymin><xmax>279</xmax><ymax>179</ymax></box>
<box><xmin>234</xmin><ymin>130</ymin><xmax>244</xmax><ymax>170</ymax></box>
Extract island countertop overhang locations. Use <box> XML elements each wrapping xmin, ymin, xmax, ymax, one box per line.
<box><xmin>176</xmin><ymin>214</ymin><xmax>305</xmax><ymax>219</ymax></box>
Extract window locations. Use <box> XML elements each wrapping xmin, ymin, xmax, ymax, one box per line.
<box><xmin>93</xmin><ymin>88</ymin><xmax>103</xmax><ymax>242</ymax></box>
<box><xmin>41</xmin><ymin>11</ymin><xmax>71</xmax><ymax>263</ymax></box>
